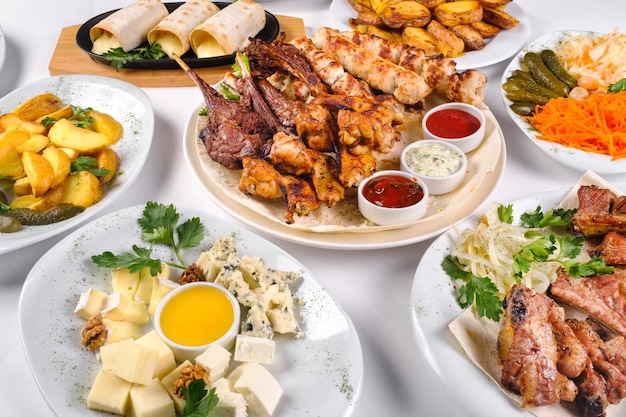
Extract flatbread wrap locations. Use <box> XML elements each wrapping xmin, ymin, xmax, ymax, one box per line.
<box><xmin>189</xmin><ymin>0</ymin><xmax>266</xmax><ymax>58</ymax></box>
<box><xmin>147</xmin><ymin>0</ymin><xmax>220</xmax><ymax>58</ymax></box>
<box><xmin>90</xmin><ymin>0</ymin><xmax>169</xmax><ymax>54</ymax></box>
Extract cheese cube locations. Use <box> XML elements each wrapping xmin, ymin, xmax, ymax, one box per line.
<box><xmin>103</xmin><ymin>318</ymin><xmax>143</xmax><ymax>344</ymax></box>
<box><xmin>148</xmin><ymin>278</ymin><xmax>179</xmax><ymax>317</ymax></box>
<box><xmin>100</xmin><ymin>339</ymin><xmax>158</xmax><ymax>385</ymax></box>
<box><xmin>209</xmin><ymin>378</ymin><xmax>247</xmax><ymax>417</ymax></box>
<box><xmin>234</xmin><ymin>334</ymin><xmax>275</xmax><ymax>365</ymax></box>
<box><xmin>228</xmin><ymin>363</ymin><xmax>282</xmax><ymax>415</ymax></box>
<box><xmin>134</xmin><ymin>270</ymin><xmax>157</xmax><ymax>304</ymax></box>
<box><xmin>128</xmin><ymin>377</ymin><xmax>176</xmax><ymax>417</ymax></box>
<box><xmin>111</xmin><ymin>268</ymin><xmax>141</xmax><ymax>299</ymax></box>
<box><xmin>87</xmin><ymin>369</ymin><xmax>131</xmax><ymax>415</ymax></box>
<box><xmin>160</xmin><ymin>360</ymin><xmax>191</xmax><ymax>415</ymax></box>
<box><xmin>195</xmin><ymin>343</ymin><xmax>232</xmax><ymax>381</ymax></box>
<box><xmin>102</xmin><ymin>292</ymin><xmax>150</xmax><ymax>325</ymax></box>
<box><xmin>136</xmin><ymin>330</ymin><xmax>176</xmax><ymax>379</ymax></box>
<box><xmin>74</xmin><ymin>287</ymin><xmax>107</xmax><ymax>320</ymax></box>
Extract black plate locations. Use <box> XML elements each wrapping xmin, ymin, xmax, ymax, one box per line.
<box><xmin>76</xmin><ymin>2</ymin><xmax>280</xmax><ymax>70</ymax></box>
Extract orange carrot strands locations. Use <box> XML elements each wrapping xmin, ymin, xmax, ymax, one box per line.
<box><xmin>527</xmin><ymin>91</ymin><xmax>626</xmax><ymax>160</ymax></box>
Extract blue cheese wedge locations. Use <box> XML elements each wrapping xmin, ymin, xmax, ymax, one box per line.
<box><xmin>196</xmin><ymin>235</ymin><xmax>237</xmax><ymax>281</ymax></box>
<box><xmin>241</xmin><ymin>302</ymin><xmax>274</xmax><ymax>339</ymax></box>
<box><xmin>234</xmin><ymin>334</ymin><xmax>275</xmax><ymax>365</ymax></box>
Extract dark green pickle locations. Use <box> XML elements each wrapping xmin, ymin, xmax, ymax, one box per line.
<box><xmin>522</xmin><ymin>52</ymin><xmax>570</xmax><ymax>97</ymax></box>
<box><xmin>8</xmin><ymin>205</ymin><xmax>85</xmax><ymax>226</ymax></box>
<box><xmin>0</xmin><ymin>215</ymin><xmax>22</xmax><ymax>233</ymax></box>
<box><xmin>539</xmin><ymin>49</ymin><xmax>578</xmax><ymax>89</ymax></box>
<box><xmin>509</xmin><ymin>102</ymin><xmax>537</xmax><ymax>116</ymax></box>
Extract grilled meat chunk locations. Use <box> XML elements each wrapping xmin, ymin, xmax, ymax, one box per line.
<box><xmin>573</xmin><ymin>185</ymin><xmax>626</xmax><ymax>237</ymax></box>
<box><xmin>589</xmin><ymin>231</ymin><xmax>626</xmax><ymax>266</ymax></box>
<box><xmin>498</xmin><ymin>284</ymin><xmax>579</xmax><ymax>407</ymax></box>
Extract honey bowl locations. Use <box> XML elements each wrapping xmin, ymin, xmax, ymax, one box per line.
<box><xmin>154</xmin><ymin>281</ymin><xmax>240</xmax><ymax>362</ymax></box>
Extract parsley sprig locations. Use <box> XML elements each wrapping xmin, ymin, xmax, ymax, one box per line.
<box><xmin>102</xmin><ymin>42</ymin><xmax>166</xmax><ymax>71</ymax></box>
<box><xmin>71</xmin><ymin>156</ymin><xmax>111</xmax><ymax>177</ymax></box>
<box><xmin>91</xmin><ymin>202</ymin><xmax>204</xmax><ymax>275</ymax></box>
<box><xmin>182</xmin><ymin>380</ymin><xmax>218</xmax><ymax>417</ymax></box>
<box><xmin>41</xmin><ymin>105</ymin><xmax>94</xmax><ymax>128</ymax></box>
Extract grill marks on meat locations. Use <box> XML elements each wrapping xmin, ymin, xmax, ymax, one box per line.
<box><xmin>497</xmin><ymin>284</ymin><xmax>579</xmax><ymax>407</ymax></box>
<box><xmin>590</xmin><ymin>231</ymin><xmax>626</xmax><ymax>266</ymax></box>
<box><xmin>573</xmin><ymin>185</ymin><xmax>626</xmax><ymax>237</ymax></box>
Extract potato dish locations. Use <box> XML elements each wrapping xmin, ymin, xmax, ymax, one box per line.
<box><xmin>346</xmin><ymin>0</ymin><xmax>519</xmax><ymax>57</ymax></box>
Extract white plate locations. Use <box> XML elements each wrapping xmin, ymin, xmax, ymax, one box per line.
<box><xmin>328</xmin><ymin>0</ymin><xmax>530</xmax><ymax>71</ymax></box>
<box><xmin>183</xmin><ymin>105</ymin><xmax>506</xmax><ymax>250</ymax></box>
<box><xmin>18</xmin><ymin>205</ymin><xmax>363</xmax><ymax>417</ymax></box>
<box><xmin>0</xmin><ymin>74</ymin><xmax>154</xmax><ymax>254</ymax></box>
<box><xmin>0</xmin><ymin>25</ymin><xmax>6</xmax><ymax>73</ymax></box>
<box><xmin>501</xmin><ymin>30</ymin><xmax>626</xmax><ymax>175</ymax></box>
<box><xmin>410</xmin><ymin>184</ymin><xmax>626</xmax><ymax>416</ymax></box>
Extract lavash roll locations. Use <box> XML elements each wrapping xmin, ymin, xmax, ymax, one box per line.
<box><xmin>147</xmin><ymin>0</ymin><xmax>220</xmax><ymax>58</ymax></box>
<box><xmin>90</xmin><ymin>0</ymin><xmax>169</xmax><ymax>54</ymax></box>
<box><xmin>190</xmin><ymin>0</ymin><xmax>266</xmax><ymax>58</ymax></box>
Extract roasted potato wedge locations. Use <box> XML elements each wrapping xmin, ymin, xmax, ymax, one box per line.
<box><xmin>95</xmin><ymin>148</ymin><xmax>119</xmax><ymax>185</ymax></box>
<box><xmin>42</xmin><ymin>147</ymin><xmax>72</xmax><ymax>188</ymax></box>
<box><xmin>13</xmin><ymin>177</ymin><xmax>32</xmax><ymax>197</ymax></box>
<box><xmin>433</xmin><ymin>0</ymin><xmax>483</xmax><ymax>26</ymax></box>
<box><xmin>368</xmin><ymin>25</ymin><xmax>404</xmax><ymax>43</ymax></box>
<box><xmin>382</xmin><ymin>1</ymin><xmax>431</xmax><ymax>29</ymax></box>
<box><xmin>357</xmin><ymin>10</ymin><xmax>385</xmax><ymax>26</ymax></box>
<box><xmin>415</xmin><ymin>0</ymin><xmax>445</xmax><ymax>9</ymax></box>
<box><xmin>427</xmin><ymin>19</ymin><xmax>465</xmax><ymax>57</ymax></box>
<box><xmin>58</xmin><ymin>171</ymin><xmax>102</xmax><ymax>208</ymax></box>
<box><xmin>35</xmin><ymin>104</ymin><xmax>74</xmax><ymax>126</ymax></box>
<box><xmin>347</xmin><ymin>0</ymin><xmax>374</xmax><ymax>13</ymax></box>
<box><xmin>9</xmin><ymin>194</ymin><xmax>41</xmax><ymax>209</ymax></box>
<box><xmin>11</xmin><ymin>93</ymin><xmax>62</xmax><ymax>122</ymax></box>
<box><xmin>479</xmin><ymin>0</ymin><xmax>511</xmax><ymax>9</ymax></box>
<box><xmin>22</xmin><ymin>151</ymin><xmax>54</xmax><ymax>197</ymax></box>
<box><xmin>402</xmin><ymin>26</ymin><xmax>441</xmax><ymax>56</ymax></box>
<box><xmin>370</xmin><ymin>0</ymin><xmax>401</xmax><ymax>14</ymax></box>
<box><xmin>14</xmin><ymin>134</ymin><xmax>50</xmax><ymax>154</ymax></box>
<box><xmin>0</xmin><ymin>130</ymin><xmax>30</xmax><ymax>178</ymax></box>
<box><xmin>482</xmin><ymin>6</ymin><xmax>519</xmax><ymax>28</ymax></box>
<box><xmin>48</xmin><ymin>118</ymin><xmax>111</xmax><ymax>153</ymax></box>
<box><xmin>449</xmin><ymin>24</ymin><xmax>486</xmax><ymax>50</ymax></box>
<box><xmin>470</xmin><ymin>20</ymin><xmax>501</xmax><ymax>37</ymax></box>
<box><xmin>88</xmin><ymin>110</ymin><xmax>124</xmax><ymax>144</ymax></box>
<box><xmin>0</xmin><ymin>113</ymin><xmax>47</xmax><ymax>135</ymax></box>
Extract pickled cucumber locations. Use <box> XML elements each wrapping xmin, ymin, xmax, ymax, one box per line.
<box><xmin>540</xmin><ymin>49</ymin><xmax>578</xmax><ymax>89</ymax></box>
<box><xmin>7</xmin><ymin>205</ymin><xmax>85</xmax><ymax>226</ymax></box>
<box><xmin>0</xmin><ymin>215</ymin><xmax>22</xmax><ymax>233</ymax></box>
<box><xmin>509</xmin><ymin>102</ymin><xmax>537</xmax><ymax>116</ymax></box>
<box><xmin>523</xmin><ymin>52</ymin><xmax>570</xmax><ymax>97</ymax></box>
<box><xmin>508</xmin><ymin>69</ymin><xmax>536</xmax><ymax>84</ymax></box>
<box><xmin>503</xmin><ymin>78</ymin><xmax>562</xmax><ymax>100</ymax></box>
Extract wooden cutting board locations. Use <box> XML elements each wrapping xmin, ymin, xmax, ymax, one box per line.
<box><xmin>49</xmin><ymin>15</ymin><xmax>306</xmax><ymax>88</ymax></box>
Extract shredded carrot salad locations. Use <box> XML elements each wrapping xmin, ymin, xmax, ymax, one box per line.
<box><xmin>528</xmin><ymin>91</ymin><xmax>626</xmax><ymax>160</ymax></box>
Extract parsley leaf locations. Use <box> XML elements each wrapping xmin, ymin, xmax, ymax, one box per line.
<box><xmin>182</xmin><ymin>380</ymin><xmax>219</xmax><ymax>417</ymax></box>
<box><xmin>497</xmin><ymin>204</ymin><xmax>514</xmax><ymax>224</ymax></box>
<box><xmin>40</xmin><ymin>105</ymin><xmax>94</xmax><ymax>128</ymax></box>
<box><xmin>520</xmin><ymin>206</ymin><xmax>576</xmax><ymax>228</ymax></box>
<box><xmin>71</xmin><ymin>156</ymin><xmax>111</xmax><ymax>177</ymax></box>
<box><xmin>442</xmin><ymin>256</ymin><xmax>503</xmax><ymax>321</ymax></box>
<box><xmin>512</xmin><ymin>233</ymin><xmax>557</xmax><ymax>281</ymax></box>
<box><xmin>562</xmin><ymin>257</ymin><xmax>614</xmax><ymax>277</ymax></box>
<box><xmin>608</xmin><ymin>77</ymin><xmax>626</xmax><ymax>93</ymax></box>
<box><xmin>102</xmin><ymin>42</ymin><xmax>166</xmax><ymax>72</ymax></box>
<box><xmin>91</xmin><ymin>245</ymin><xmax>163</xmax><ymax>275</ymax></box>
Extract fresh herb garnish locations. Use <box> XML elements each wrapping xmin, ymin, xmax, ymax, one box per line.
<box><xmin>102</xmin><ymin>42</ymin><xmax>166</xmax><ymax>71</ymax></box>
<box><xmin>70</xmin><ymin>155</ymin><xmax>111</xmax><ymax>177</ymax></box>
<box><xmin>497</xmin><ymin>204</ymin><xmax>513</xmax><ymax>224</ymax></box>
<box><xmin>182</xmin><ymin>380</ymin><xmax>219</xmax><ymax>417</ymax></box>
<box><xmin>608</xmin><ymin>77</ymin><xmax>626</xmax><ymax>93</ymax></box>
<box><xmin>442</xmin><ymin>256</ymin><xmax>503</xmax><ymax>321</ymax></box>
<box><xmin>519</xmin><ymin>205</ymin><xmax>576</xmax><ymax>228</ymax></box>
<box><xmin>40</xmin><ymin>105</ymin><xmax>94</xmax><ymax>128</ymax></box>
<box><xmin>91</xmin><ymin>202</ymin><xmax>204</xmax><ymax>274</ymax></box>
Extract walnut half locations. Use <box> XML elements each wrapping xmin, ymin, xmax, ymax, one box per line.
<box><xmin>179</xmin><ymin>263</ymin><xmax>206</xmax><ymax>285</ymax></box>
<box><xmin>81</xmin><ymin>314</ymin><xmax>107</xmax><ymax>350</ymax></box>
<box><xmin>172</xmin><ymin>363</ymin><xmax>210</xmax><ymax>398</ymax></box>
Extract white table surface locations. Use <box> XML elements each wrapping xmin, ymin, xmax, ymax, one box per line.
<box><xmin>1</xmin><ymin>1</ymin><xmax>626</xmax><ymax>416</ymax></box>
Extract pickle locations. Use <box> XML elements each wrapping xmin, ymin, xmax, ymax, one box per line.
<box><xmin>540</xmin><ymin>49</ymin><xmax>578</xmax><ymax>89</ymax></box>
<box><xmin>504</xmin><ymin>89</ymin><xmax>553</xmax><ymax>105</ymax></box>
<box><xmin>8</xmin><ymin>205</ymin><xmax>85</xmax><ymax>226</ymax></box>
<box><xmin>503</xmin><ymin>78</ymin><xmax>562</xmax><ymax>99</ymax></box>
<box><xmin>522</xmin><ymin>52</ymin><xmax>570</xmax><ymax>97</ymax></box>
<box><xmin>0</xmin><ymin>215</ymin><xmax>22</xmax><ymax>233</ymax></box>
<box><xmin>509</xmin><ymin>101</ymin><xmax>537</xmax><ymax>116</ymax></box>
<box><xmin>507</xmin><ymin>69</ymin><xmax>536</xmax><ymax>84</ymax></box>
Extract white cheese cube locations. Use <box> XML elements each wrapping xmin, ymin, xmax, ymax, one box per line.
<box><xmin>160</xmin><ymin>360</ymin><xmax>192</xmax><ymax>415</ymax></box>
<box><xmin>103</xmin><ymin>318</ymin><xmax>143</xmax><ymax>344</ymax></box>
<box><xmin>195</xmin><ymin>343</ymin><xmax>232</xmax><ymax>381</ymax></box>
<box><xmin>111</xmin><ymin>268</ymin><xmax>141</xmax><ymax>299</ymax></box>
<box><xmin>136</xmin><ymin>330</ymin><xmax>176</xmax><ymax>379</ymax></box>
<box><xmin>87</xmin><ymin>369</ymin><xmax>131</xmax><ymax>415</ymax></box>
<box><xmin>102</xmin><ymin>292</ymin><xmax>149</xmax><ymax>325</ymax></box>
<box><xmin>128</xmin><ymin>377</ymin><xmax>176</xmax><ymax>417</ymax></box>
<box><xmin>100</xmin><ymin>339</ymin><xmax>158</xmax><ymax>385</ymax></box>
<box><xmin>148</xmin><ymin>278</ymin><xmax>179</xmax><ymax>317</ymax></box>
<box><xmin>209</xmin><ymin>378</ymin><xmax>247</xmax><ymax>417</ymax></box>
<box><xmin>74</xmin><ymin>287</ymin><xmax>107</xmax><ymax>320</ymax></box>
<box><xmin>234</xmin><ymin>334</ymin><xmax>275</xmax><ymax>365</ymax></box>
<box><xmin>134</xmin><ymin>270</ymin><xmax>156</xmax><ymax>304</ymax></box>
<box><xmin>228</xmin><ymin>363</ymin><xmax>282</xmax><ymax>416</ymax></box>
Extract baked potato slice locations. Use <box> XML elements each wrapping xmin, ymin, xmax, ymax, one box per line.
<box><xmin>35</xmin><ymin>104</ymin><xmax>74</xmax><ymax>126</ymax></box>
<box><xmin>470</xmin><ymin>20</ymin><xmax>501</xmax><ymax>37</ymax></box>
<box><xmin>11</xmin><ymin>93</ymin><xmax>62</xmax><ymax>122</ymax></box>
<box><xmin>0</xmin><ymin>130</ymin><xmax>30</xmax><ymax>178</ymax></box>
<box><xmin>95</xmin><ymin>148</ymin><xmax>118</xmax><ymax>185</ymax></box>
<box><xmin>478</xmin><ymin>0</ymin><xmax>511</xmax><ymax>9</ymax></box>
<box><xmin>402</xmin><ymin>27</ymin><xmax>441</xmax><ymax>56</ymax></box>
<box><xmin>482</xmin><ymin>6</ymin><xmax>519</xmax><ymax>28</ymax></box>
<box><xmin>415</xmin><ymin>0</ymin><xmax>445</xmax><ymax>9</ymax></box>
<box><xmin>347</xmin><ymin>0</ymin><xmax>374</xmax><ymax>13</ymax></box>
<box><xmin>58</xmin><ymin>170</ymin><xmax>102</xmax><ymax>208</ymax></box>
<box><xmin>88</xmin><ymin>110</ymin><xmax>124</xmax><ymax>145</ymax></box>
<box><xmin>14</xmin><ymin>134</ymin><xmax>50</xmax><ymax>154</ymax></box>
<box><xmin>449</xmin><ymin>24</ymin><xmax>486</xmax><ymax>50</ymax></box>
<box><xmin>48</xmin><ymin>118</ymin><xmax>111</xmax><ymax>153</ymax></box>
<box><xmin>22</xmin><ymin>151</ymin><xmax>54</xmax><ymax>197</ymax></box>
<box><xmin>357</xmin><ymin>10</ymin><xmax>385</xmax><ymax>26</ymax></box>
<box><xmin>382</xmin><ymin>1</ymin><xmax>431</xmax><ymax>29</ymax></box>
<box><xmin>0</xmin><ymin>113</ymin><xmax>47</xmax><ymax>135</ymax></box>
<box><xmin>427</xmin><ymin>19</ymin><xmax>465</xmax><ymax>57</ymax></box>
<box><xmin>370</xmin><ymin>0</ymin><xmax>401</xmax><ymax>14</ymax></box>
<box><xmin>42</xmin><ymin>147</ymin><xmax>72</xmax><ymax>188</ymax></box>
<box><xmin>13</xmin><ymin>177</ymin><xmax>32</xmax><ymax>197</ymax></box>
<box><xmin>433</xmin><ymin>0</ymin><xmax>483</xmax><ymax>26</ymax></box>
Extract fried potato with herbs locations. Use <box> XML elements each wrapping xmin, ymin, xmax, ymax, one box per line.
<box><xmin>402</xmin><ymin>26</ymin><xmax>441</xmax><ymax>56</ymax></box>
<box><xmin>449</xmin><ymin>24</ymin><xmax>486</xmax><ymax>50</ymax></box>
<box><xmin>427</xmin><ymin>19</ymin><xmax>465</xmax><ymax>57</ymax></box>
<box><xmin>382</xmin><ymin>1</ymin><xmax>431</xmax><ymax>29</ymax></box>
<box><xmin>482</xmin><ymin>6</ymin><xmax>519</xmax><ymax>28</ymax></box>
<box><xmin>433</xmin><ymin>0</ymin><xmax>483</xmax><ymax>26</ymax></box>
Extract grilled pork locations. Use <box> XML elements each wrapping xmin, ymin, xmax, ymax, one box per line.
<box><xmin>573</xmin><ymin>185</ymin><xmax>626</xmax><ymax>237</ymax></box>
<box><xmin>589</xmin><ymin>231</ymin><xmax>626</xmax><ymax>265</ymax></box>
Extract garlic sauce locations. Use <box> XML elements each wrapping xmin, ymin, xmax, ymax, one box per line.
<box><xmin>404</xmin><ymin>142</ymin><xmax>463</xmax><ymax>177</ymax></box>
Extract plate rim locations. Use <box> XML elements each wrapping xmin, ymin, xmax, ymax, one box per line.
<box><xmin>500</xmin><ymin>29</ymin><xmax>626</xmax><ymax>174</ymax></box>
<box><xmin>183</xmin><ymin>103</ymin><xmax>507</xmax><ymax>250</ymax></box>
<box><xmin>409</xmin><ymin>183</ymin><xmax>626</xmax><ymax>416</ymax></box>
<box><xmin>0</xmin><ymin>74</ymin><xmax>154</xmax><ymax>255</ymax></box>
<box><xmin>18</xmin><ymin>203</ymin><xmax>364</xmax><ymax>417</ymax></box>
<box><xmin>75</xmin><ymin>1</ymin><xmax>280</xmax><ymax>70</ymax></box>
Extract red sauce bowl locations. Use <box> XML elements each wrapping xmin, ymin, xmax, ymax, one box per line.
<box><xmin>357</xmin><ymin>170</ymin><xmax>429</xmax><ymax>226</ymax></box>
<box><xmin>422</xmin><ymin>102</ymin><xmax>486</xmax><ymax>153</ymax></box>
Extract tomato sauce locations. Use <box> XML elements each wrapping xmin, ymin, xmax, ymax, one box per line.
<box><xmin>362</xmin><ymin>174</ymin><xmax>425</xmax><ymax>208</ymax></box>
<box><xmin>426</xmin><ymin>108</ymin><xmax>481</xmax><ymax>139</ymax></box>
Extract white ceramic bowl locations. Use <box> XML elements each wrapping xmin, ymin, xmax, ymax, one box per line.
<box><xmin>400</xmin><ymin>140</ymin><xmax>467</xmax><ymax>195</ymax></box>
<box><xmin>357</xmin><ymin>170</ymin><xmax>429</xmax><ymax>226</ymax></box>
<box><xmin>154</xmin><ymin>281</ymin><xmax>241</xmax><ymax>362</ymax></box>
<box><xmin>422</xmin><ymin>102</ymin><xmax>486</xmax><ymax>153</ymax></box>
